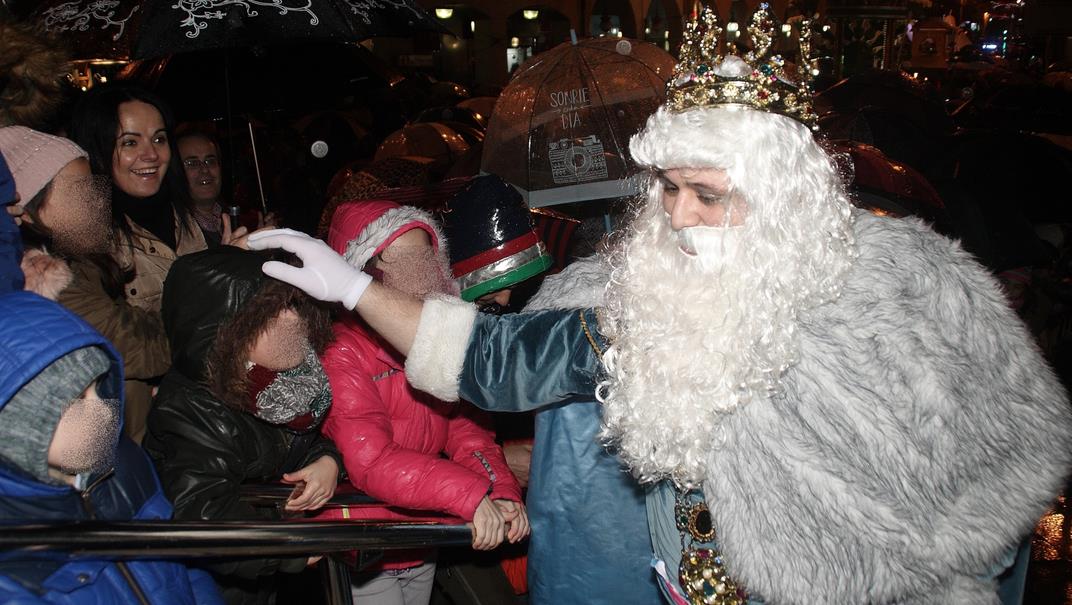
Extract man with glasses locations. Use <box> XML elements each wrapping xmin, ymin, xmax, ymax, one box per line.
<box><xmin>177</xmin><ymin>130</ymin><xmax>225</xmax><ymax>246</ymax></box>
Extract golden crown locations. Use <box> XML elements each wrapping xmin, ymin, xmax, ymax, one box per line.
<box><xmin>667</xmin><ymin>3</ymin><xmax>819</xmax><ymax>127</ymax></box>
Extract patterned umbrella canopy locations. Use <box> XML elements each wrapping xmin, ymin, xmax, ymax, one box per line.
<box><xmin>31</xmin><ymin>0</ymin><xmax>142</xmax><ymax>61</ymax></box>
<box><xmin>30</xmin><ymin>0</ymin><xmax>447</xmax><ymax>61</ymax></box>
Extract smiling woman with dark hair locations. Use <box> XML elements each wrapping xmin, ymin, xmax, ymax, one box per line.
<box><xmin>68</xmin><ymin>84</ymin><xmax>210</xmax><ymax>308</ymax></box>
<box><xmin>58</xmin><ymin>85</ymin><xmax>219</xmax><ymax>443</ymax></box>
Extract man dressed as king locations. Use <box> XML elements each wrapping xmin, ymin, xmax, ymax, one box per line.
<box><xmin>248</xmin><ymin>6</ymin><xmax>1072</xmax><ymax>603</ymax></box>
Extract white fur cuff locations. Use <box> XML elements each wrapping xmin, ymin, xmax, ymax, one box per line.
<box><xmin>404</xmin><ymin>295</ymin><xmax>478</xmax><ymax>402</ymax></box>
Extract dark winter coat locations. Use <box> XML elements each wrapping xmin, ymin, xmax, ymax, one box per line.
<box><xmin>143</xmin><ymin>247</ymin><xmax>340</xmax><ymax>605</ymax></box>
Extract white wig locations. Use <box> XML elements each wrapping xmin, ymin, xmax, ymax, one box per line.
<box><xmin>598</xmin><ymin>106</ymin><xmax>857</xmax><ymax>486</ymax></box>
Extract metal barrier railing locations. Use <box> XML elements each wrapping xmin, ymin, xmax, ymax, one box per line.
<box><xmin>239</xmin><ymin>482</ymin><xmax>381</xmax><ymax>509</ymax></box>
<box><xmin>0</xmin><ymin>519</ymin><xmax>472</xmax><ymax>559</ymax></box>
<box><xmin>0</xmin><ymin>484</ymin><xmax>473</xmax><ymax>605</ymax></box>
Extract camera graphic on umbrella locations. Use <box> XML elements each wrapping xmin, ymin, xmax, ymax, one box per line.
<box><xmin>548</xmin><ymin>135</ymin><xmax>609</xmax><ymax>184</ymax></box>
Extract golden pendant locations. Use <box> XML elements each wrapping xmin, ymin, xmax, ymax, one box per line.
<box><xmin>679</xmin><ymin>547</ymin><xmax>746</xmax><ymax>605</ymax></box>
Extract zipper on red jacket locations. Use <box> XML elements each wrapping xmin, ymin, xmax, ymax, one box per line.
<box><xmin>78</xmin><ymin>470</ymin><xmax>151</xmax><ymax>605</ymax></box>
<box><xmin>472</xmin><ymin>451</ymin><xmax>497</xmax><ymax>483</ymax></box>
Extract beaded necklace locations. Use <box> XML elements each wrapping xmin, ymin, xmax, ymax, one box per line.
<box><xmin>674</xmin><ymin>488</ymin><xmax>748</xmax><ymax>605</ymax></box>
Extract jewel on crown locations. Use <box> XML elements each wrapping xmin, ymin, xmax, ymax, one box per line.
<box><xmin>667</xmin><ymin>3</ymin><xmax>819</xmax><ymax>128</ymax></box>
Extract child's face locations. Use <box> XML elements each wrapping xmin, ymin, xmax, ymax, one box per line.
<box><xmin>374</xmin><ymin>228</ymin><xmax>452</xmax><ymax>298</ymax></box>
<box><xmin>47</xmin><ymin>381</ymin><xmax>121</xmax><ymax>484</ymax></box>
<box><xmin>248</xmin><ymin>309</ymin><xmax>308</xmax><ymax>371</ymax></box>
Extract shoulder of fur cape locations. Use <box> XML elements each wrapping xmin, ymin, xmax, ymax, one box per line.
<box><xmin>20</xmin><ymin>248</ymin><xmax>72</xmax><ymax>301</ymax></box>
<box><xmin>524</xmin><ymin>254</ymin><xmax>610</xmax><ymax>311</ymax></box>
<box><xmin>706</xmin><ymin>210</ymin><xmax>1072</xmax><ymax>605</ymax></box>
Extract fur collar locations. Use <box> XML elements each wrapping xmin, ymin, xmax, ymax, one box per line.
<box><xmin>524</xmin><ymin>254</ymin><xmax>609</xmax><ymax>311</ymax></box>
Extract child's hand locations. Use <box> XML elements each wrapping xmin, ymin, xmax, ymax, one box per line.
<box><xmin>282</xmin><ymin>456</ymin><xmax>339</xmax><ymax>511</ymax></box>
<box><xmin>494</xmin><ymin>499</ymin><xmax>530</xmax><ymax>543</ymax></box>
<box><xmin>468</xmin><ymin>496</ymin><xmax>506</xmax><ymax>550</ymax></box>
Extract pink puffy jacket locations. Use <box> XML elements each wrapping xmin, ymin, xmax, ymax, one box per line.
<box><xmin>316</xmin><ymin>200</ymin><xmax>522</xmax><ymax>570</ymax></box>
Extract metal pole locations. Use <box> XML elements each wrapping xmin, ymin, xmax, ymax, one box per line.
<box><xmin>322</xmin><ymin>556</ymin><xmax>355</xmax><ymax>605</ymax></box>
<box><xmin>881</xmin><ymin>18</ymin><xmax>892</xmax><ymax>70</ymax></box>
<box><xmin>835</xmin><ymin>17</ymin><xmax>845</xmax><ymax>79</ymax></box>
<box><xmin>247</xmin><ymin>121</ymin><xmax>268</xmax><ymax>214</ymax></box>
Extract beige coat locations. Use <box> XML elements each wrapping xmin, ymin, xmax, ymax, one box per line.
<box><xmin>115</xmin><ymin>214</ymin><xmax>207</xmax><ymax>313</ymax></box>
<box><xmin>58</xmin><ymin>211</ymin><xmax>206</xmax><ymax>443</ymax></box>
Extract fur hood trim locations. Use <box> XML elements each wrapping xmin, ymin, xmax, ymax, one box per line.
<box><xmin>340</xmin><ymin>205</ymin><xmax>448</xmax><ymax>270</ymax></box>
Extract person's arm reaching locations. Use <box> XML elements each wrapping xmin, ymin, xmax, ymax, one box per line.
<box><xmin>247</xmin><ymin>228</ymin><xmax>421</xmax><ymax>355</ymax></box>
<box><xmin>246</xmin><ymin>229</ymin><xmax>594</xmax><ymax>408</ymax></box>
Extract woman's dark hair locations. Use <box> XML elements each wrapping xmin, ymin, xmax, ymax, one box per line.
<box><xmin>67</xmin><ymin>84</ymin><xmax>194</xmax><ymax>244</ymax></box>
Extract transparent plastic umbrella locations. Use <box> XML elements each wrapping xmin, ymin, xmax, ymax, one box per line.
<box><xmin>481</xmin><ymin>36</ymin><xmax>675</xmax><ymax>208</ymax></box>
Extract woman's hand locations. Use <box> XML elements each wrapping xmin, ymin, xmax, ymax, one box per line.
<box><xmin>220</xmin><ymin>213</ymin><xmax>250</xmax><ymax>248</ymax></box>
<box><xmin>6</xmin><ymin>202</ymin><xmax>23</xmax><ymax>225</ymax></box>
<box><xmin>494</xmin><ymin>499</ymin><xmax>530</xmax><ymax>543</ymax></box>
<box><xmin>257</xmin><ymin>210</ymin><xmax>279</xmax><ymax>229</ymax></box>
<box><xmin>469</xmin><ymin>496</ymin><xmax>506</xmax><ymax>551</ymax></box>
<box><xmin>282</xmin><ymin>455</ymin><xmax>339</xmax><ymax>512</ymax></box>
<box><xmin>503</xmin><ymin>441</ymin><xmax>533</xmax><ymax>488</ymax></box>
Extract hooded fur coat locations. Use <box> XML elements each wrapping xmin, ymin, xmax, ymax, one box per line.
<box><xmin>703</xmin><ymin>211</ymin><xmax>1071</xmax><ymax>604</ymax></box>
<box><xmin>408</xmin><ymin>210</ymin><xmax>1072</xmax><ymax>605</ymax></box>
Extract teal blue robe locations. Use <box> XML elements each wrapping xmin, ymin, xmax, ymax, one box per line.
<box><xmin>459</xmin><ymin>308</ymin><xmax>662</xmax><ymax>604</ymax></box>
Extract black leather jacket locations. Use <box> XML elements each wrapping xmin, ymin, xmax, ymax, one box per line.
<box><xmin>143</xmin><ymin>248</ymin><xmax>341</xmax><ymax>604</ymax></box>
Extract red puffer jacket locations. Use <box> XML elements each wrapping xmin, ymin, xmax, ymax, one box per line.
<box><xmin>317</xmin><ymin>199</ymin><xmax>521</xmax><ymax>570</ymax></box>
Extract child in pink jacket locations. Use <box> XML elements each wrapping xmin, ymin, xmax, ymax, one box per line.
<box><xmin>318</xmin><ymin>200</ymin><xmax>526</xmax><ymax>605</ymax></box>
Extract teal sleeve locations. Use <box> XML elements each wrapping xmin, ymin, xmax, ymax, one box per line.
<box><xmin>459</xmin><ymin>308</ymin><xmax>604</xmax><ymax>412</ymax></box>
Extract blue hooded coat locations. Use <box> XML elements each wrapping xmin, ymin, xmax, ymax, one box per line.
<box><xmin>0</xmin><ymin>152</ymin><xmax>24</xmax><ymax>293</ymax></box>
<box><xmin>0</xmin><ymin>290</ymin><xmax>223</xmax><ymax>604</ymax></box>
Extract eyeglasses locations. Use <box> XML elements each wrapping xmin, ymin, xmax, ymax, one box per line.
<box><xmin>183</xmin><ymin>157</ymin><xmax>219</xmax><ymax>169</ymax></box>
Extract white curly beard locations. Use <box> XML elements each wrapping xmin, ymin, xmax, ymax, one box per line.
<box><xmin>599</xmin><ymin>201</ymin><xmax>852</xmax><ymax>487</ymax></box>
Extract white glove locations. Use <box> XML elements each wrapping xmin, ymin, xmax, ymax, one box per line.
<box><xmin>246</xmin><ymin>228</ymin><xmax>371</xmax><ymax>310</ymax></box>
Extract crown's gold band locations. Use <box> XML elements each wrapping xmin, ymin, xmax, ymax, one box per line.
<box><xmin>666</xmin><ymin>3</ymin><xmax>818</xmax><ymax>128</ymax></box>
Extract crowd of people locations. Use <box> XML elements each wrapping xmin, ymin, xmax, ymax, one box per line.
<box><xmin>1</xmin><ymin>8</ymin><xmax>1071</xmax><ymax>605</ymax></box>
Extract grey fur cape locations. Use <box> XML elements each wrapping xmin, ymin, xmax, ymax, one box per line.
<box><xmin>708</xmin><ymin>211</ymin><xmax>1071</xmax><ymax>604</ymax></box>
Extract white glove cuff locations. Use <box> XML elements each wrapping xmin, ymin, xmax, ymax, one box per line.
<box><xmin>340</xmin><ymin>270</ymin><xmax>373</xmax><ymax>310</ymax></box>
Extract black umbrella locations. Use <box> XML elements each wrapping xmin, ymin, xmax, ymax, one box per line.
<box><xmin>131</xmin><ymin>0</ymin><xmax>447</xmax><ymax>59</ymax></box>
<box><xmin>818</xmin><ymin>106</ymin><xmax>950</xmax><ymax>179</ymax></box>
<box><xmin>814</xmin><ymin>69</ymin><xmax>954</xmax><ymax>138</ymax></box>
<box><xmin>30</xmin><ymin>0</ymin><xmax>447</xmax><ymax>61</ymax></box>
<box><xmin>31</xmin><ymin>0</ymin><xmax>143</xmax><ymax>60</ymax></box>
<box><xmin>121</xmin><ymin>42</ymin><xmax>404</xmax><ymax>122</ymax></box>
<box><xmin>949</xmin><ymin>129</ymin><xmax>1072</xmax><ymax>271</ymax></box>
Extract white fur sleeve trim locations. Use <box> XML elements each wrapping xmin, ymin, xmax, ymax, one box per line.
<box><xmin>404</xmin><ymin>295</ymin><xmax>478</xmax><ymax>402</ymax></box>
